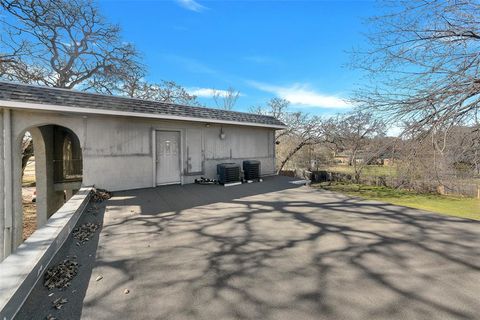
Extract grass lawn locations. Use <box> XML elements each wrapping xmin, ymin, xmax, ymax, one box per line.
<box><xmin>314</xmin><ymin>183</ymin><xmax>480</xmax><ymax>221</ymax></box>
<box><xmin>324</xmin><ymin>165</ymin><xmax>398</xmax><ymax>177</ymax></box>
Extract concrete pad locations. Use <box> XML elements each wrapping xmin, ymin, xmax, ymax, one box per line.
<box><xmin>82</xmin><ymin>177</ymin><xmax>480</xmax><ymax>320</ymax></box>
<box><xmin>16</xmin><ymin>176</ymin><xmax>480</xmax><ymax>319</ymax></box>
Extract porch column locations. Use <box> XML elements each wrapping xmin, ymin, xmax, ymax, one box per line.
<box><xmin>29</xmin><ymin>127</ymin><xmax>48</xmax><ymax>227</ymax></box>
<box><xmin>0</xmin><ymin>109</ymin><xmax>4</xmax><ymax>261</ymax></box>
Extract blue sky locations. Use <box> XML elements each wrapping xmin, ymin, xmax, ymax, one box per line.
<box><xmin>100</xmin><ymin>0</ymin><xmax>377</xmax><ymax>114</ymax></box>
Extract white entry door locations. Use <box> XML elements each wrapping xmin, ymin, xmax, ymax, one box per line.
<box><xmin>156</xmin><ymin>131</ymin><xmax>181</xmax><ymax>185</ymax></box>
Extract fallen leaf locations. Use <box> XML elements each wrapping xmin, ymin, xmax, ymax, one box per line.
<box><xmin>52</xmin><ymin>297</ymin><xmax>68</xmax><ymax>309</ymax></box>
<box><xmin>44</xmin><ymin>259</ymin><xmax>78</xmax><ymax>290</ymax></box>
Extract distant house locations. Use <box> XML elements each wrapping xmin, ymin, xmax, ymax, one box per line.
<box><xmin>333</xmin><ymin>151</ymin><xmax>395</xmax><ymax>166</ymax></box>
<box><xmin>333</xmin><ymin>153</ymin><xmax>351</xmax><ymax>165</ymax></box>
<box><xmin>0</xmin><ymin>81</ymin><xmax>285</xmax><ymax>258</ymax></box>
<box><xmin>333</xmin><ymin>151</ymin><xmax>363</xmax><ymax>165</ymax></box>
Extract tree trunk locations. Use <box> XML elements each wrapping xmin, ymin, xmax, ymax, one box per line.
<box><xmin>276</xmin><ymin>142</ymin><xmax>308</xmax><ymax>174</ymax></box>
<box><xmin>475</xmin><ymin>149</ymin><xmax>479</xmax><ymax>175</ymax></box>
<box><xmin>352</xmin><ymin>149</ymin><xmax>361</xmax><ymax>183</ymax></box>
<box><xmin>22</xmin><ymin>140</ymin><xmax>34</xmax><ymax>177</ymax></box>
<box><xmin>354</xmin><ymin>171</ymin><xmax>361</xmax><ymax>184</ymax></box>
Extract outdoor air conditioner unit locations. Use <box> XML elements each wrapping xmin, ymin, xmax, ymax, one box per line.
<box><xmin>217</xmin><ymin>163</ymin><xmax>241</xmax><ymax>184</ymax></box>
<box><xmin>243</xmin><ymin>160</ymin><xmax>261</xmax><ymax>180</ymax></box>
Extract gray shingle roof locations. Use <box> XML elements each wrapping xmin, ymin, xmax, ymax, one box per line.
<box><xmin>0</xmin><ymin>81</ymin><xmax>285</xmax><ymax>128</ymax></box>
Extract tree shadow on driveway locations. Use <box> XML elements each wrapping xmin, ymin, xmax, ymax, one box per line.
<box><xmin>23</xmin><ymin>176</ymin><xmax>480</xmax><ymax>320</ymax></box>
<box><xmin>83</xmin><ymin>176</ymin><xmax>480</xmax><ymax>319</ymax></box>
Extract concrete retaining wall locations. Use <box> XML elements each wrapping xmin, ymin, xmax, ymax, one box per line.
<box><xmin>0</xmin><ymin>187</ymin><xmax>92</xmax><ymax>320</ymax></box>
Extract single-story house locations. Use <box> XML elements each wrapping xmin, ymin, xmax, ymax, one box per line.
<box><xmin>0</xmin><ymin>81</ymin><xmax>285</xmax><ymax>259</ymax></box>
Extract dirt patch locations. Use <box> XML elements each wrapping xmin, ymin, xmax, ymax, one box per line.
<box><xmin>22</xmin><ymin>158</ymin><xmax>37</xmax><ymax>240</ymax></box>
<box><xmin>22</xmin><ymin>199</ymin><xmax>36</xmax><ymax>240</ymax></box>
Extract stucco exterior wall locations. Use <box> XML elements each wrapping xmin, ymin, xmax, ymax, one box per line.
<box><xmin>7</xmin><ymin>108</ymin><xmax>276</xmax><ymax>192</ymax></box>
<box><xmin>0</xmin><ymin>106</ymin><xmax>278</xmax><ymax>260</ymax></box>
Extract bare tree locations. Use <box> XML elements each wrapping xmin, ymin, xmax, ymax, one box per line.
<box><xmin>277</xmin><ymin>113</ymin><xmax>321</xmax><ymax>173</ymax></box>
<box><xmin>213</xmin><ymin>87</ymin><xmax>240</xmax><ymax>110</ymax></box>
<box><xmin>251</xmin><ymin>98</ymin><xmax>321</xmax><ymax>173</ymax></box>
<box><xmin>150</xmin><ymin>81</ymin><xmax>201</xmax><ymax>106</ymax></box>
<box><xmin>352</xmin><ymin>0</ymin><xmax>480</xmax><ymax>130</ymax></box>
<box><xmin>105</xmin><ymin>77</ymin><xmax>201</xmax><ymax>106</ymax></box>
<box><xmin>0</xmin><ymin>0</ymin><xmax>141</xmax><ymax>89</ymax></box>
<box><xmin>0</xmin><ymin>0</ymin><xmax>142</xmax><ymax>176</ymax></box>
<box><xmin>250</xmin><ymin>98</ymin><xmax>292</xmax><ymax>142</ymax></box>
<box><xmin>21</xmin><ymin>131</ymin><xmax>33</xmax><ymax>176</ymax></box>
<box><xmin>89</xmin><ymin>61</ymin><xmax>146</xmax><ymax>97</ymax></box>
<box><xmin>322</xmin><ymin>110</ymin><xmax>386</xmax><ymax>182</ymax></box>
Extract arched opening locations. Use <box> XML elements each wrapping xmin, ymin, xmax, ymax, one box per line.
<box><xmin>18</xmin><ymin>124</ymin><xmax>83</xmax><ymax>243</ymax></box>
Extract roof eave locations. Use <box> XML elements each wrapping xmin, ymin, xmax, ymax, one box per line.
<box><xmin>0</xmin><ymin>100</ymin><xmax>287</xmax><ymax>130</ymax></box>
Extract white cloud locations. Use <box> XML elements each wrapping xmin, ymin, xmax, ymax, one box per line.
<box><xmin>188</xmin><ymin>87</ymin><xmax>241</xmax><ymax>98</ymax></box>
<box><xmin>175</xmin><ymin>0</ymin><xmax>207</xmax><ymax>12</ymax></box>
<box><xmin>243</xmin><ymin>55</ymin><xmax>280</xmax><ymax>65</ymax></box>
<box><xmin>248</xmin><ymin>81</ymin><xmax>351</xmax><ymax>109</ymax></box>
<box><xmin>386</xmin><ymin>125</ymin><xmax>403</xmax><ymax>137</ymax></box>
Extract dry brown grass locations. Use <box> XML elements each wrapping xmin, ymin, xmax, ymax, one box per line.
<box><xmin>22</xmin><ymin>199</ymin><xmax>36</xmax><ymax>240</ymax></box>
<box><xmin>22</xmin><ymin>157</ymin><xmax>36</xmax><ymax>187</ymax></box>
<box><xmin>22</xmin><ymin>158</ymin><xmax>37</xmax><ymax>240</ymax></box>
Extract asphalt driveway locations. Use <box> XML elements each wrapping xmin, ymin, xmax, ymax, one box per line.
<box><xmin>74</xmin><ymin>176</ymin><xmax>479</xmax><ymax>320</ymax></box>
